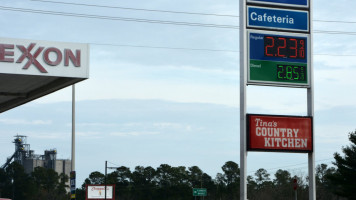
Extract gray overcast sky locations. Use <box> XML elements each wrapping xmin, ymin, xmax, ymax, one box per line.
<box><xmin>1</xmin><ymin>0</ymin><xmax>356</xmax><ymax>186</ymax></box>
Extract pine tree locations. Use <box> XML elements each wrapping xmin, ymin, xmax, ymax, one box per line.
<box><xmin>328</xmin><ymin>130</ymin><xmax>356</xmax><ymax>199</ymax></box>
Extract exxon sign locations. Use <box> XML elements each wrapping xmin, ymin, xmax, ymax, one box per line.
<box><xmin>0</xmin><ymin>37</ymin><xmax>89</xmax><ymax>78</ymax></box>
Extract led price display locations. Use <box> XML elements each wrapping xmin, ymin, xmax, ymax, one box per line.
<box><xmin>277</xmin><ymin>65</ymin><xmax>306</xmax><ymax>81</ymax></box>
<box><xmin>264</xmin><ymin>36</ymin><xmax>305</xmax><ymax>59</ymax></box>
<box><xmin>249</xmin><ymin>31</ymin><xmax>309</xmax><ymax>86</ymax></box>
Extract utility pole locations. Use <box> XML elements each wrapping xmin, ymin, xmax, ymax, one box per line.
<box><xmin>105</xmin><ymin>160</ymin><xmax>107</xmax><ymax>200</ymax></box>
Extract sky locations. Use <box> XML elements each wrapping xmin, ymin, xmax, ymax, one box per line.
<box><xmin>1</xmin><ymin>0</ymin><xmax>356</xmax><ymax>187</ymax></box>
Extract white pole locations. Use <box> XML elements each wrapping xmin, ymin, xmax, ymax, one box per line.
<box><xmin>308</xmin><ymin>0</ymin><xmax>315</xmax><ymax>198</ymax></box>
<box><xmin>71</xmin><ymin>85</ymin><xmax>75</xmax><ymax>171</ymax></box>
<box><xmin>239</xmin><ymin>0</ymin><xmax>248</xmax><ymax>199</ymax></box>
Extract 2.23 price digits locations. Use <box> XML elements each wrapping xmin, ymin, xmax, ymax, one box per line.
<box><xmin>264</xmin><ymin>36</ymin><xmax>306</xmax><ymax>59</ymax></box>
<box><xmin>277</xmin><ymin>65</ymin><xmax>306</xmax><ymax>81</ymax></box>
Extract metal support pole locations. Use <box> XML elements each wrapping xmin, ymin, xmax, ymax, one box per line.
<box><xmin>239</xmin><ymin>0</ymin><xmax>248</xmax><ymax>199</ymax></box>
<box><xmin>71</xmin><ymin>85</ymin><xmax>75</xmax><ymax>171</ymax></box>
<box><xmin>105</xmin><ymin>161</ymin><xmax>107</xmax><ymax>200</ymax></box>
<box><xmin>308</xmin><ymin>0</ymin><xmax>316</xmax><ymax>199</ymax></box>
<box><xmin>295</xmin><ymin>190</ymin><xmax>297</xmax><ymax>200</ymax></box>
<box><xmin>71</xmin><ymin>85</ymin><xmax>76</xmax><ymax>200</ymax></box>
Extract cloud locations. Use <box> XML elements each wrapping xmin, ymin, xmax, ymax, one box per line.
<box><xmin>27</xmin><ymin>132</ymin><xmax>68</xmax><ymax>140</ymax></box>
<box><xmin>75</xmin><ymin>122</ymin><xmax>118</xmax><ymax>127</ymax></box>
<box><xmin>0</xmin><ymin>119</ymin><xmax>52</xmax><ymax>125</ymax></box>
<box><xmin>110</xmin><ymin>131</ymin><xmax>160</xmax><ymax>137</ymax></box>
<box><xmin>75</xmin><ymin>131</ymin><xmax>104</xmax><ymax>139</ymax></box>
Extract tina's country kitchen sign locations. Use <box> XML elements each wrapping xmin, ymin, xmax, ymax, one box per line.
<box><xmin>247</xmin><ymin>114</ymin><xmax>313</xmax><ymax>152</ymax></box>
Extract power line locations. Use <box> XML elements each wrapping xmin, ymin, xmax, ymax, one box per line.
<box><xmin>247</xmin><ymin>158</ymin><xmax>334</xmax><ymax>174</ymax></box>
<box><xmin>314</xmin><ymin>19</ymin><xmax>356</xmax><ymax>24</ymax></box>
<box><xmin>30</xmin><ymin>0</ymin><xmax>356</xmax><ymax>26</ymax></box>
<box><xmin>0</xmin><ymin>6</ymin><xmax>239</xmax><ymax>29</ymax></box>
<box><xmin>107</xmin><ymin>161</ymin><xmax>122</xmax><ymax>167</ymax></box>
<box><xmin>30</xmin><ymin>0</ymin><xmax>239</xmax><ymax>18</ymax></box>
<box><xmin>1</xmin><ymin>6</ymin><xmax>356</xmax><ymax>55</ymax></box>
<box><xmin>3</xmin><ymin>5</ymin><xmax>356</xmax><ymax>36</ymax></box>
<box><xmin>314</xmin><ymin>53</ymin><xmax>356</xmax><ymax>57</ymax></box>
<box><xmin>314</xmin><ymin>30</ymin><xmax>356</xmax><ymax>36</ymax></box>
<box><xmin>91</xmin><ymin>42</ymin><xmax>239</xmax><ymax>53</ymax></box>
<box><xmin>92</xmin><ymin>43</ymin><xmax>356</xmax><ymax>57</ymax></box>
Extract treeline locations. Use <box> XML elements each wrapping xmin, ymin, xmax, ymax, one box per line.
<box><xmin>1</xmin><ymin>131</ymin><xmax>356</xmax><ymax>200</ymax></box>
<box><xmin>0</xmin><ymin>161</ymin><xmax>347</xmax><ymax>200</ymax></box>
<box><xmin>0</xmin><ymin>162</ymin><xmax>68</xmax><ymax>200</ymax></box>
<box><xmin>75</xmin><ymin>161</ymin><xmax>342</xmax><ymax>200</ymax></box>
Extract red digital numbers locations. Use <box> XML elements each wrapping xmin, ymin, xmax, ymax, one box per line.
<box><xmin>290</xmin><ymin>38</ymin><xmax>297</xmax><ymax>58</ymax></box>
<box><xmin>277</xmin><ymin>37</ymin><xmax>286</xmax><ymax>57</ymax></box>
<box><xmin>265</xmin><ymin>36</ymin><xmax>274</xmax><ymax>57</ymax></box>
<box><xmin>264</xmin><ymin>36</ymin><xmax>306</xmax><ymax>59</ymax></box>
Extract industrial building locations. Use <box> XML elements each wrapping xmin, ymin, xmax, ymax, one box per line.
<box><xmin>1</xmin><ymin>135</ymin><xmax>71</xmax><ymax>179</ymax></box>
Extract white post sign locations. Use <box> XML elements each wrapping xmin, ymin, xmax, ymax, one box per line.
<box><xmin>87</xmin><ymin>185</ymin><xmax>114</xmax><ymax>199</ymax></box>
<box><xmin>239</xmin><ymin>0</ymin><xmax>314</xmax><ymax>199</ymax></box>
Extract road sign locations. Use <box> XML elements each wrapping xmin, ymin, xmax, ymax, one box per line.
<box><xmin>247</xmin><ymin>114</ymin><xmax>313</xmax><ymax>152</ymax></box>
<box><xmin>247</xmin><ymin>6</ymin><xmax>309</xmax><ymax>32</ymax></box>
<box><xmin>193</xmin><ymin>188</ymin><xmax>207</xmax><ymax>196</ymax></box>
<box><xmin>247</xmin><ymin>0</ymin><xmax>308</xmax><ymax>7</ymax></box>
<box><xmin>248</xmin><ymin>30</ymin><xmax>310</xmax><ymax>87</ymax></box>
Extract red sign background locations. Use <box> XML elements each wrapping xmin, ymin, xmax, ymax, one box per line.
<box><xmin>247</xmin><ymin>114</ymin><xmax>313</xmax><ymax>152</ymax></box>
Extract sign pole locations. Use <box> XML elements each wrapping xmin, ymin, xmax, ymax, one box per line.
<box><xmin>239</xmin><ymin>0</ymin><xmax>248</xmax><ymax>199</ymax></box>
<box><xmin>71</xmin><ymin>84</ymin><xmax>75</xmax><ymax>172</ymax></box>
<box><xmin>71</xmin><ymin>84</ymin><xmax>76</xmax><ymax>200</ymax></box>
<box><xmin>240</xmin><ymin>0</ymin><xmax>314</xmax><ymax>199</ymax></box>
<box><xmin>105</xmin><ymin>161</ymin><xmax>107</xmax><ymax>200</ymax></box>
<box><xmin>308</xmin><ymin>0</ymin><xmax>315</xmax><ymax>197</ymax></box>
<box><xmin>307</xmin><ymin>0</ymin><xmax>315</xmax><ymax>198</ymax></box>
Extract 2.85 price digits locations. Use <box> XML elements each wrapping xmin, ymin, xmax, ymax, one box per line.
<box><xmin>277</xmin><ymin>65</ymin><xmax>306</xmax><ymax>81</ymax></box>
<box><xmin>264</xmin><ymin>36</ymin><xmax>306</xmax><ymax>59</ymax></box>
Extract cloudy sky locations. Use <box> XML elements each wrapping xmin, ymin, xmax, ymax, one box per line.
<box><xmin>1</xmin><ymin>0</ymin><xmax>356</xmax><ymax>186</ymax></box>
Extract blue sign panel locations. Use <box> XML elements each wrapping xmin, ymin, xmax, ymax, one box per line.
<box><xmin>248</xmin><ymin>30</ymin><xmax>310</xmax><ymax>86</ymax></box>
<box><xmin>248</xmin><ymin>6</ymin><xmax>309</xmax><ymax>32</ymax></box>
<box><xmin>248</xmin><ymin>0</ymin><xmax>308</xmax><ymax>7</ymax></box>
<box><xmin>250</xmin><ymin>32</ymin><xmax>307</xmax><ymax>63</ymax></box>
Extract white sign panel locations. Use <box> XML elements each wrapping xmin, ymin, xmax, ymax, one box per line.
<box><xmin>0</xmin><ymin>37</ymin><xmax>89</xmax><ymax>78</ymax></box>
<box><xmin>87</xmin><ymin>185</ymin><xmax>113</xmax><ymax>199</ymax></box>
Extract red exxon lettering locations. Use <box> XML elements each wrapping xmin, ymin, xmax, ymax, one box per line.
<box><xmin>0</xmin><ymin>44</ymin><xmax>14</xmax><ymax>62</ymax></box>
<box><xmin>64</xmin><ymin>49</ymin><xmax>81</xmax><ymax>67</ymax></box>
<box><xmin>16</xmin><ymin>43</ymin><xmax>48</xmax><ymax>73</ymax></box>
<box><xmin>43</xmin><ymin>47</ymin><xmax>62</xmax><ymax>66</ymax></box>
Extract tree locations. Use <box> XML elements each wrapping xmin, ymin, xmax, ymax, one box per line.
<box><xmin>273</xmin><ymin>169</ymin><xmax>293</xmax><ymax>200</ymax></box>
<box><xmin>31</xmin><ymin>166</ymin><xmax>68</xmax><ymax>200</ymax></box>
<box><xmin>254</xmin><ymin>168</ymin><xmax>271</xmax><ymax>187</ymax></box>
<box><xmin>131</xmin><ymin>166</ymin><xmax>156</xmax><ymax>200</ymax></box>
<box><xmin>0</xmin><ymin>162</ymin><xmax>35</xmax><ymax>200</ymax></box>
<box><xmin>316</xmin><ymin>164</ymin><xmax>338</xmax><ymax>200</ymax></box>
<box><xmin>114</xmin><ymin>166</ymin><xmax>132</xmax><ymax>200</ymax></box>
<box><xmin>188</xmin><ymin>166</ymin><xmax>203</xmax><ymax>188</ymax></box>
<box><xmin>221</xmin><ymin>161</ymin><xmax>240</xmax><ymax>200</ymax></box>
<box><xmin>252</xmin><ymin>168</ymin><xmax>273</xmax><ymax>200</ymax></box>
<box><xmin>328</xmin><ymin>130</ymin><xmax>356</xmax><ymax>199</ymax></box>
<box><xmin>84</xmin><ymin>171</ymin><xmax>105</xmax><ymax>185</ymax></box>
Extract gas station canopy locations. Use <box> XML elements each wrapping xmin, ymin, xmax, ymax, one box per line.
<box><xmin>0</xmin><ymin>37</ymin><xmax>89</xmax><ymax>113</ymax></box>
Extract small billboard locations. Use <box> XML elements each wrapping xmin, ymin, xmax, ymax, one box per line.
<box><xmin>86</xmin><ymin>185</ymin><xmax>115</xmax><ymax>200</ymax></box>
<box><xmin>247</xmin><ymin>114</ymin><xmax>313</xmax><ymax>153</ymax></box>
